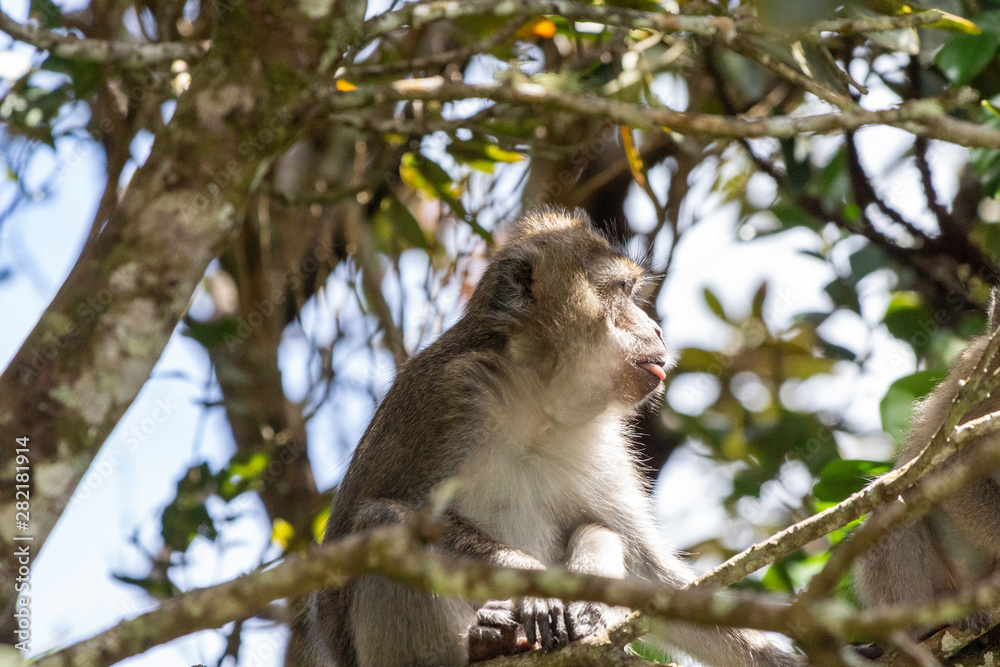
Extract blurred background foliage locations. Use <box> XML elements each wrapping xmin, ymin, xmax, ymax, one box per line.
<box><xmin>4</xmin><ymin>0</ymin><xmax>1000</xmax><ymax>662</ymax></box>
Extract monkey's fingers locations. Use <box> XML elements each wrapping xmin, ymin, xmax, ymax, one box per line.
<box><xmin>549</xmin><ymin>602</ymin><xmax>569</xmax><ymax>648</ymax></box>
<box><xmin>476</xmin><ymin>600</ymin><xmax>518</xmax><ymax>631</ymax></box>
<box><xmin>536</xmin><ymin>602</ymin><xmax>555</xmax><ymax>651</ymax></box>
<box><xmin>519</xmin><ymin>598</ymin><xmax>538</xmax><ymax>647</ymax></box>
<box><xmin>536</xmin><ymin>598</ymin><xmax>566</xmax><ymax>651</ymax></box>
<box><xmin>519</xmin><ymin>598</ymin><xmax>557</xmax><ymax>649</ymax></box>
<box><xmin>957</xmin><ymin>611</ymin><xmax>993</xmax><ymax>635</ymax></box>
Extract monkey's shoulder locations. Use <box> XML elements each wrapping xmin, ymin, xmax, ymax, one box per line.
<box><xmin>898</xmin><ymin>334</ymin><xmax>1000</xmax><ymax>466</ymax></box>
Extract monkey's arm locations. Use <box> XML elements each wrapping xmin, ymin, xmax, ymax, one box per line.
<box><xmin>942</xmin><ymin>478</ymin><xmax>1000</xmax><ymax>558</ymax></box>
<box><xmin>345</xmin><ymin>498</ymin><xmax>551</xmax><ymax>667</ymax></box>
<box><xmin>854</xmin><ymin>515</ymin><xmax>956</xmax><ymax>609</ymax></box>
<box><xmin>440</xmin><ymin>511</ymin><xmax>547</xmax><ymax>569</ymax></box>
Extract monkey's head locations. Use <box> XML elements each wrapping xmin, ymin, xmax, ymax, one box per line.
<box><xmin>468</xmin><ymin>208</ymin><xmax>670</xmax><ymax>413</ymax></box>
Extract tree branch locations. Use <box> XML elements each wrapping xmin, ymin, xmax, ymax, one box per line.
<box><xmin>324</xmin><ymin>77</ymin><xmax>997</xmax><ymax>149</ymax></box>
<box><xmin>803</xmin><ymin>427</ymin><xmax>1000</xmax><ymax>629</ymax></box>
<box><xmin>694</xmin><ymin>325</ymin><xmax>1000</xmax><ymax>589</ymax></box>
<box><xmin>0</xmin><ymin>8</ymin><xmax>208</xmax><ymax>65</ymax></box>
<box><xmin>35</xmin><ymin>521</ymin><xmax>800</xmax><ymax>667</ymax></box>
<box><xmin>361</xmin><ymin>0</ymin><xmax>949</xmax><ymax>44</ymax></box>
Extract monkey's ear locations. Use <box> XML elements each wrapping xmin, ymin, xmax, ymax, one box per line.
<box><xmin>493</xmin><ymin>256</ymin><xmax>538</xmax><ymax>312</ymax></box>
<box><xmin>990</xmin><ymin>287</ymin><xmax>1000</xmax><ymax>333</ymax></box>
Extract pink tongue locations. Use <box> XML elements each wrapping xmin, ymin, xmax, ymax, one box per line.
<box><xmin>639</xmin><ymin>363</ymin><xmax>666</xmax><ymax>380</ymax></box>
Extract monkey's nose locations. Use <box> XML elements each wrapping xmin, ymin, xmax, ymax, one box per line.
<box><xmin>653</xmin><ymin>323</ymin><xmax>663</xmax><ymax>340</ymax></box>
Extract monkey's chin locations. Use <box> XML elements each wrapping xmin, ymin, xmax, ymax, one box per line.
<box><xmin>626</xmin><ymin>362</ymin><xmax>667</xmax><ymax>403</ymax></box>
<box><xmin>636</xmin><ymin>361</ymin><xmax>667</xmax><ymax>381</ymax></box>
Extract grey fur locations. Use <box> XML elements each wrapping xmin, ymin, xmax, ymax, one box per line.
<box><xmin>309</xmin><ymin>208</ymin><xmax>803</xmax><ymax>666</ymax></box>
<box><xmin>855</xmin><ymin>287</ymin><xmax>1000</xmax><ymax>637</ymax></box>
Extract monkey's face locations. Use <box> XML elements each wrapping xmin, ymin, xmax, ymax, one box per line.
<box><xmin>484</xmin><ymin>209</ymin><xmax>670</xmax><ymax>413</ymax></box>
<box><xmin>593</xmin><ymin>259</ymin><xmax>670</xmax><ymax>406</ymax></box>
<box><xmin>522</xmin><ymin>245</ymin><xmax>669</xmax><ymax>409</ymax></box>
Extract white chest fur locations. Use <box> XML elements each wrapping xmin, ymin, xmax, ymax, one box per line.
<box><xmin>453</xmin><ymin>403</ymin><xmax>634</xmax><ymax>564</ymax></box>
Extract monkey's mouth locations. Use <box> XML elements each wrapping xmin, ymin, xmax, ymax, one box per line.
<box><xmin>634</xmin><ymin>359</ymin><xmax>667</xmax><ymax>381</ymax></box>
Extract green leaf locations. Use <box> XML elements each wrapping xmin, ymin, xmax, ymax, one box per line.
<box><xmin>825</xmin><ymin>278</ymin><xmax>861</xmax><ymax>313</ymax></box>
<box><xmin>751</xmin><ymin>282</ymin><xmax>768</xmax><ymax>320</ymax></box>
<box><xmin>770</xmin><ymin>200</ymin><xmax>825</xmax><ymax>233</ymax></box>
<box><xmin>813</xmin><ymin>459</ymin><xmax>890</xmax><ymax>503</ymax></box>
<box><xmin>629</xmin><ymin>639</ymin><xmax>675</xmax><ymax>664</ymax></box>
<box><xmin>880</xmin><ymin>370</ymin><xmax>942</xmax><ymax>443</ymax></box>
<box><xmin>43</xmin><ymin>55</ymin><xmax>102</xmax><ymax>98</ymax></box>
<box><xmin>935</xmin><ymin>12</ymin><xmax>1000</xmax><ymax>85</ymax></box>
<box><xmin>779</xmin><ymin>138</ymin><xmax>810</xmax><ymax>189</ymax></box>
<box><xmin>703</xmin><ymin>287</ymin><xmax>728</xmax><ymax>322</ymax></box>
<box><xmin>447</xmin><ymin>138</ymin><xmax>523</xmax><ymax>173</ymax></box>
<box><xmin>371</xmin><ymin>197</ymin><xmax>430</xmax><ymax>253</ymax></box>
<box><xmin>30</xmin><ymin>0</ymin><xmax>62</xmax><ymax>28</ymax></box>
<box><xmin>970</xmin><ymin>115</ymin><xmax>1000</xmax><ymax>195</ymax></box>
<box><xmin>161</xmin><ymin>463</ymin><xmax>219</xmax><ymax>551</ymax></box>
<box><xmin>848</xmin><ymin>242</ymin><xmax>887</xmax><ymax>279</ymax></box>
<box><xmin>218</xmin><ymin>452</ymin><xmax>269</xmax><ymax>501</ymax></box>
<box><xmin>817</xmin><ymin>336</ymin><xmax>857</xmax><ymax>362</ymax></box>
<box><xmin>673</xmin><ymin>347</ymin><xmax>724</xmax><ymax>373</ymax></box>
<box><xmin>185</xmin><ymin>318</ymin><xmax>241</xmax><ymax>350</ymax></box>
<box><xmin>971</xmin><ymin>219</ymin><xmax>1000</xmax><ymax>264</ymax></box>
<box><xmin>882</xmin><ymin>291</ymin><xmax>933</xmax><ymax>354</ymax></box>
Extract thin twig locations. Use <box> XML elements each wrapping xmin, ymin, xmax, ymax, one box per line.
<box><xmin>343</xmin><ymin>17</ymin><xmax>525</xmax><ymax>79</ymax></box>
<box><xmin>722</xmin><ymin>35</ymin><xmax>853</xmax><ymax>108</ymax></box>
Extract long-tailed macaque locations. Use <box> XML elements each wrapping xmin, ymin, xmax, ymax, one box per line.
<box><xmin>309</xmin><ymin>208</ymin><xmax>803</xmax><ymax>667</ymax></box>
<box><xmin>855</xmin><ymin>294</ymin><xmax>1000</xmax><ymax>638</ymax></box>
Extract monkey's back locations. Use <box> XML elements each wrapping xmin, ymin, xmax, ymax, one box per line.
<box><xmin>312</xmin><ymin>318</ymin><xmax>511</xmax><ymax>666</ymax></box>
<box><xmin>855</xmin><ymin>334</ymin><xmax>1000</xmax><ymax>617</ymax></box>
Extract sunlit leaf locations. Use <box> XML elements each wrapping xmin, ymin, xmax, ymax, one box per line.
<box><xmin>271</xmin><ymin>518</ymin><xmax>295</xmax><ymax>549</ymax></box>
<box><xmin>813</xmin><ymin>459</ymin><xmax>890</xmax><ymax>502</ymax></box>
<box><xmin>703</xmin><ymin>287</ymin><xmax>728</xmax><ymax>322</ymax></box>
<box><xmin>924</xmin><ymin>12</ymin><xmax>983</xmax><ymax>35</ymax></box>
<box><xmin>935</xmin><ymin>12</ymin><xmax>1000</xmax><ymax>85</ymax></box>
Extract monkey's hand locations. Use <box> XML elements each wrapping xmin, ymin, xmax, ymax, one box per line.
<box><xmin>518</xmin><ymin>598</ymin><xmax>620</xmax><ymax>651</ymax></box>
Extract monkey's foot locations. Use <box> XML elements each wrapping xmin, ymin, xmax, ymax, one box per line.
<box><xmin>469</xmin><ymin>600</ymin><xmax>527</xmax><ymax>662</ymax></box>
<box><xmin>956</xmin><ymin>611</ymin><xmax>993</xmax><ymax>636</ymax></box>
<box><xmin>519</xmin><ymin>597</ymin><xmax>571</xmax><ymax>651</ymax></box>
<box><xmin>851</xmin><ymin>642</ymin><xmax>884</xmax><ymax>660</ymax></box>
<box><xmin>516</xmin><ymin>598</ymin><xmax>623</xmax><ymax>651</ymax></box>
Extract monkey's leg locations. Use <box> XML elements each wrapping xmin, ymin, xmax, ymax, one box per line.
<box><xmin>562</xmin><ymin>525</ymin><xmax>632</xmax><ymax>640</ymax></box>
<box><xmin>347</xmin><ymin>500</ymin><xmax>478</xmax><ymax>667</ymax></box>
<box><xmin>941</xmin><ymin>480</ymin><xmax>1000</xmax><ymax>633</ymax></box>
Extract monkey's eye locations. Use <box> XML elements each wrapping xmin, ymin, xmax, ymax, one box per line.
<box><xmin>616</xmin><ymin>279</ymin><xmax>636</xmax><ymax>296</ymax></box>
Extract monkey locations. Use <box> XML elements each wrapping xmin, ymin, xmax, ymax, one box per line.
<box><xmin>854</xmin><ymin>291</ymin><xmax>1000</xmax><ymax>642</ymax></box>
<box><xmin>308</xmin><ymin>208</ymin><xmax>804</xmax><ymax>667</ymax></box>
